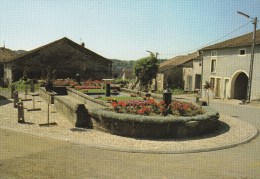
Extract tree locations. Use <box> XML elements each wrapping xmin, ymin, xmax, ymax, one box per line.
<box><xmin>133</xmin><ymin>53</ymin><xmax>159</xmax><ymax>92</ymax></box>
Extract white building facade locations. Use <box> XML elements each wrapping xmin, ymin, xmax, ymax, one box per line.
<box><xmin>201</xmin><ymin>30</ymin><xmax>260</xmax><ymax>100</ymax></box>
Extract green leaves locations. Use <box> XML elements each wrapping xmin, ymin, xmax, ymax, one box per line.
<box><xmin>133</xmin><ymin>54</ymin><xmax>159</xmax><ymax>91</ymax></box>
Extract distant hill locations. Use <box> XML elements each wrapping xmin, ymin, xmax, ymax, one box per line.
<box><xmin>111</xmin><ymin>59</ymin><xmax>135</xmax><ymax>78</ymax></box>
<box><xmin>111</xmin><ymin>58</ymin><xmax>167</xmax><ymax>78</ymax></box>
<box><xmin>14</xmin><ymin>50</ymin><xmax>27</xmax><ymax>55</ymax></box>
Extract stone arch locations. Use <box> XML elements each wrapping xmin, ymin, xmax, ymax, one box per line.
<box><xmin>230</xmin><ymin>70</ymin><xmax>248</xmax><ymax>100</ymax></box>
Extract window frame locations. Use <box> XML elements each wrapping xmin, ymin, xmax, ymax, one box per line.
<box><xmin>211</xmin><ymin>59</ymin><xmax>217</xmax><ymax>73</ymax></box>
<box><xmin>211</xmin><ymin>51</ymin><xmax>217</xmax><ymax>57</ymax></box>
<box><xmin>238</xmin><ymin>48</ymin><xmax>246</xmax><ymax>56</ymax></box>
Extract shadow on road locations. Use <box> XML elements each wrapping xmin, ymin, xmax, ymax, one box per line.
<box><xmin>0</xmin><ymin>96</ymin><xmax>12</xmax><ymax>106</ymax></box>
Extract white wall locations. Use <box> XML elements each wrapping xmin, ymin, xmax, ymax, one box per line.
<box><xmin>202</xmin><ymin>45</ymin><xmax>260</xmax><ymax>100</ymax></box>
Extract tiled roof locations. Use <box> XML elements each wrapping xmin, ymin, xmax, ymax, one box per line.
<box><xmin>5</xmin><ymin>37</ymin><xmax>111</xmax><ymax>63</ymax></box>
<box><xmin>159</xmin><ymin>52</ymin><xmax>201</xmax><ymax>72</ymax></box>
<box><xmin>201</xmin><ymin>29</ymin><xmax>260</xmax><ymax>51</ymax></box>
<box><xmin>0</xmin><ymin>47</ymin><xmax>17</xmax><ymax>63</ymax></box>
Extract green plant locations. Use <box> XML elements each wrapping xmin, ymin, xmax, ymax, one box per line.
<box><xmin>133</xmin><ymin>53</ymin><xmax>159</xmax><ymax>91</ymax></box>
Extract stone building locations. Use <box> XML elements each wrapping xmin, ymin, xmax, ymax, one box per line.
<box><xmin>200</xmin><ymin>29</ymin><xmax>260</xmax><ymax>100</ymax></box>
<box><xmin>159</xmin><ymin>52</ymin><xmax>202</xmax><ymax>91</ymax></box>
<box><xmin>3</xmin><ymin>37</ymin><xmax>112</xmax><ymax>85</ymax></box>
<box><xmin>0</xmin><ymin>47</ymin><xmax>17</xmax><ymax>86</ymax></box>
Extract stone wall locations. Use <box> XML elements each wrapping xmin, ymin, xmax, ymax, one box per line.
<box><xmin>89</xmin><ymin>107</ymin><xmax>220</xmax><ymax>139</ymax></box>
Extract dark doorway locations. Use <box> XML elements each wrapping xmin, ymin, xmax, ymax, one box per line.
<box><xmin>234</xmin><ymin>72</ymin><xmax>248</xmax><ymax>100</ymax></box>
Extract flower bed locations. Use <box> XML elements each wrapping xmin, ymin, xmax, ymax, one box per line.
<box><xmin>110</xmin><ymin>99</ymin><xmax>203</xmax><ymax>117</ymax></box>
<box><xmin>53</xmin><ymin>79</ymin><xmax>77</xmax><ymax>87</ymax></box>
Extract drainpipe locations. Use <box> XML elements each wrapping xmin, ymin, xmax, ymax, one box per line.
<box><xmin>199</xmin><ymin>50</ymin><xmax>204</xmax><ymax>98</ymax></box>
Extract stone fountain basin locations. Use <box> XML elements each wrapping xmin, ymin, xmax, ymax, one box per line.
<box><xmin>89</xmin><ymin>106</ymin><xmax>220</xmax><ymax>139</ymax></box>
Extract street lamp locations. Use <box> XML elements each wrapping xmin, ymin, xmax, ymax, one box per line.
<box><xmin>146</xmin><ymin>50</ymin><xmax>159</xmax><ymax>58</ymax></box>
<box><xmin>237</xmin><ymin>11</ymin><xmax>257</xmax><ymax>102</ymax></box>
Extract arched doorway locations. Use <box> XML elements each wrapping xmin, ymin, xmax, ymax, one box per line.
<box><xmin>231</xmin><ymin>71</ymin><xmax>248</xmax><ymax>100</ymax></box>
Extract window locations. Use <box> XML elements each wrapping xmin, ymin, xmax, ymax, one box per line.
<box><xmin>211</xmin><ymin>59</ymin><xmax>216</xmax><ymax>73</ymax></box>
<box><xmin>210</xmin><ymin>77</ymin><xmax>215</xmax><ymax>89</ymax></box>
<box><xmin>211</xmin><ymin>51</ymin><xmax>217</xmax><ymax>57</ymax></box>
<box><xmin>239</xmin><ymin>49</ymin><xmax>246</xmax><ymax>56</ymax></box>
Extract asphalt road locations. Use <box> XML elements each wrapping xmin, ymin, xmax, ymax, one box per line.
<box><xmin>0</xmin><ymin>102</ymin><xmax>259</xmax><ymax>179</ymax></box>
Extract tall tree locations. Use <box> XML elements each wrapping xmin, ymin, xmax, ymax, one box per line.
<box><xmin>133</xmin><ymin>53</ymin><xmax>159</xmax><ymax>91</ymax></box>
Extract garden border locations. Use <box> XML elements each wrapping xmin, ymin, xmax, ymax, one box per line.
<box><xmin>89</xmin><ymin>107</ymin><xmax>220</xmax><ymax>139</ymax></box>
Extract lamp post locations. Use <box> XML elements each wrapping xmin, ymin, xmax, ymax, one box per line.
<box><xmin>237</xmin><ymin>11</ymin><xmax>257</xmax><ymax>102</ymax></box>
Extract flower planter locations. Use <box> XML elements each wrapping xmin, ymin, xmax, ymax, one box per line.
<box><xmin>89</xmin><ymin>106</ymin><xmax>220</xmax><ymax>139</ymax></box>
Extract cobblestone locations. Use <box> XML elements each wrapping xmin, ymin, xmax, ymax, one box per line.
<box><xmin>0</xmin><ymin>94</ymin><xmax>258</xmax><ymax>154</ymax></box>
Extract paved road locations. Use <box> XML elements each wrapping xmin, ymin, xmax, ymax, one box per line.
<box><xmin>210</xmin><ymin>101</ymin><xmax>260</xmax><ymax>127</ymax></box>
<box><xmin>0</xmin><ymin>127</ymin><xmax>259</xmax><ymax>179</ymax></box>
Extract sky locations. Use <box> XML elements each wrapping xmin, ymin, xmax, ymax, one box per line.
<box><xmin>0</xmin><ymin>0</ymin><xmax>260</xmax><ymax>60</ymax></box>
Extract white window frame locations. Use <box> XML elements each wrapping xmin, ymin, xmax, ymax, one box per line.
<box><xmin>238</xmin><ymin>48</ymin><xmax>246</xmax><ymax>56</ymax></box>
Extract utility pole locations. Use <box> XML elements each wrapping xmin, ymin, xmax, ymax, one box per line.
<box><xmin>237</xmin><ymin>11</ymin><xmax>257</xmax><ymax>102</ymax></box>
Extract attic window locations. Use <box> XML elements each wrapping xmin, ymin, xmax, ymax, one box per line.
<box><xmin>211</xmin><ymin>51</ymin><xmax>217</xmax><ymax>57</ymax></box>
<box><xmin>239</xmin><ymin>49</ymin><xmax>246</xmax><ymax>56</ymax></box>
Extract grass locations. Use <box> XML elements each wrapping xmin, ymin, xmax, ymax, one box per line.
<box><xmin>80</xmin><ymin>89</ymin><xmax>120</xmax><ymax>93</ymax></box>
<box><xmin>80</xmin><ymin>89</ymin><xmax>106</xmax><ymax>93</ymax></box>
<box><xmin>98</xmin><ymin>96</ymin><xmax>143</xmax><ymax>101</ymax></box>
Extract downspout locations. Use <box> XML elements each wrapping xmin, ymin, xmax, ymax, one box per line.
<box><xmin>199</xmin><ymin>50</ymin><xmax>204</xmax><ymax>98</ymax></box>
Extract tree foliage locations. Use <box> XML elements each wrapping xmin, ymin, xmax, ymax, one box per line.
<box><xmin>133</xmin><ymin>54</ymin><xmax>159</xmax><ymax>91</ymax></box>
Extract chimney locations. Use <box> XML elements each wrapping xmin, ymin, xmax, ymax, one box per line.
<box><xmin>81</xmin><ymin>42</ymin><xmax>85</xmax><ymax>47</ymax></box>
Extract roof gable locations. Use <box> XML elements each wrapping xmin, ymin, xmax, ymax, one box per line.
<box><xmin>159</xmin><ymin>52</ymin><xmax>201</xmax><ymax>72</ymax></box>
<box><xmin>6</xmin><ymin>37</ymin><xmax>111</xmax><ymax>63</ymax></box>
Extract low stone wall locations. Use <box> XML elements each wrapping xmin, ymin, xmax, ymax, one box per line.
<box><xmin>89</xmin><ymin>107</ymin><xmax>220</xmax><ymax>139</ymax></box>
<box><xmin>67</xmin><ymin>88</ymin><xmax>109</xmax><ymax>107</ymax></box>
<box><xmin>54</xmin><ymin>96</ymin><xmax>91</xmax><ymax>127</ymax></box>
<box><xmin>39</xmin><ymin>87</ymin><xmax>91</xmax><ymax>128</ymax></box>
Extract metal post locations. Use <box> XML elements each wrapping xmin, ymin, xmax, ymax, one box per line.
<box><xmin>246</xmin><ymin>17</ymin><xmax>257</xmax><ymax>102</ymax></box>
<box><xmin>237</xmin><ymin>11</ymin><xmax>257</xmax><ymax>102</ymax></box>
<box><xmin>47</xmin><ymin>102</ymin><xmax>50</xmax><ymax>127</ymax></box>
<box><xmin>33</xmin><ymin>96</ymin><xmax>35</xmax><ymax>109</ymax></box>
<box><xmin>106</xmin><ymin>83</ymin><xmax>111</xmax><ymax>97</ymax></box>
<box><xmin>25</xmin><ymin>84</ymin><xmax>28</xmax><ymax>99</ymax></box>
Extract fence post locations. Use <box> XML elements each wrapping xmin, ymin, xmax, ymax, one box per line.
<box><xmin>11</xmin><ymin>85</ymin><xmax>15</xmax><ymax>99</ymax></box>
<box><xmin>13</xmin><ymin>91</ymin><xmax>19</xmax><ymax>108</ymax></box>
<box><xmin>17</xmin><ymin>102</ymin><xmax>25</xmax><ymax>123</ymax></box>
<box><xmin>30</xmin><ymin>82</ymin><xmax>35</xmax><ymax>93</ymax></box>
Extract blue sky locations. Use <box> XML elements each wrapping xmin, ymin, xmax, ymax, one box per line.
<box><xmin>0</xmin><ymin>0</ymin><xmax>259</xmax><ymax>60</ymax></box>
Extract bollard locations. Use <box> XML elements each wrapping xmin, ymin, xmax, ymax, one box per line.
<box><xmin>30</xmin><ymin>82</ymin><xmax>35</xmax><ymax>93</ymax></box>
<box><xmin>50</xmin><ymin>94</ymin><xmax>54</xmax><ymax>104</ymax></box>
<box><xmin>106</xmin><ymin>83</ymin><xmax>111</xmax><ymax>97</ymax></box>
<box><xmin>11</xmin><ymin>85</ymin><xmax>15</xmax><ymax>99</ymax></box>
<box><xmin>13</xmin><ymin>91</ymin><xmax>19</xmax><ymax>108</ymax></box>
<box><xmin>163</xmin><ymin>84</ymin><xmax>172</xmax><ymax>106</ymax></box>
<box><xmin>17</xmin><ymin>102</ymin><xmax>25</xmax><ymax>123</ymax></box>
